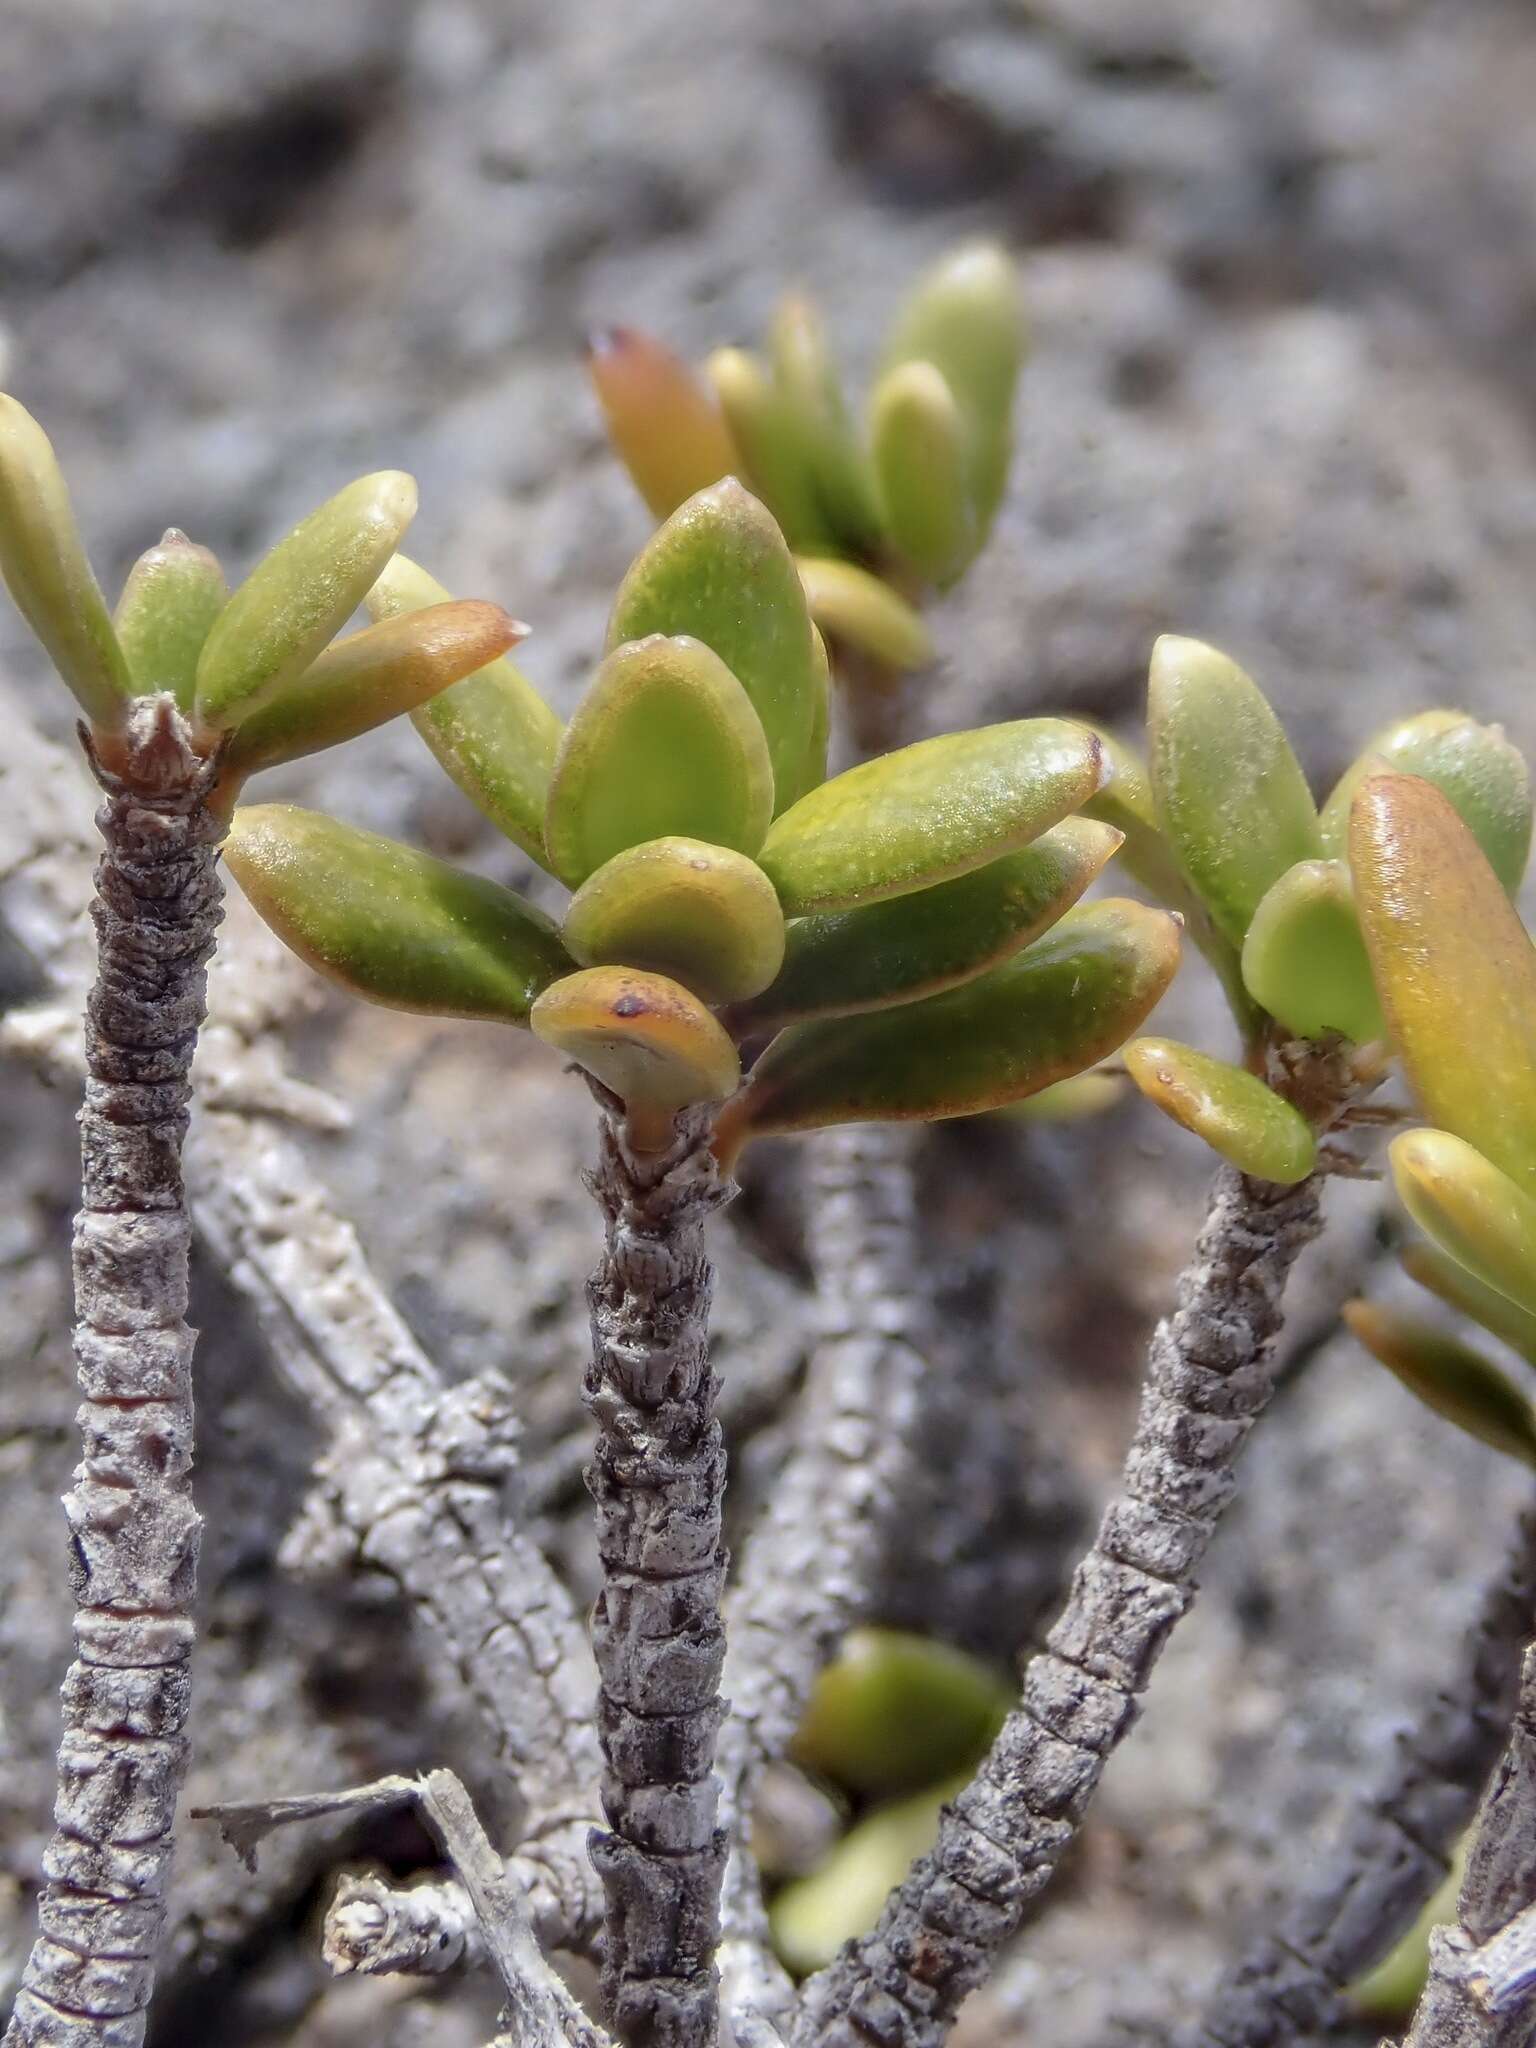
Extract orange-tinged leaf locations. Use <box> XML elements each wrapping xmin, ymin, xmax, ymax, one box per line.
<box><xmin>587</xmin><ymin>326</ymin><xmax>740</xmax><ymax>521</ymax></box>
<box><xmin>1124</xmin><ymin>1037</ymin><xmax>1317</xmax><ymax>1184</ymax></box>
<box><xmin>1352</xmin><ymin>773</ymin><xmax>1536</xmax><ymax>1194</ymax></box>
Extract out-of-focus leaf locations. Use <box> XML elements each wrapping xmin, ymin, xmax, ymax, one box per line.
<box><xmin>758</xmin><ymin>717</ymin><xmax>1103</xmax><ymax>916</ymax></box>
<box><xmin>868</xmin><ymin>360</ymin><xmax>975</xmax><ymax>588</ymax></box>
<box><xmin>770</xmin><ymin>293</ymin><xmax>883</xmax><ymax>553</ymax></box>
<box><xmin>795</xmin><ymin>556</ymin><xmax>934</xmax><ymax>675</ymax></box>
<box><xmin>1402</xmin><ymin>1240</ymin><xmax>1536</xmax><ymax>1372</ymax></box>
<box><xmin>792</xmin><ymin>1628</ymin><xmax>1010</xmax><ymax>1798</ymax></box>
<box><xmin>366</xmin><ymin>553</ymin><xmax>562</xmax><ymax>869</ymax></box>
<box><xmin>545</xmin><ymin>634</ymin><xmax>774</xmax><ymax>886</ymax></box>
<box><xmin>771</xmin><ymin>1773</ymin><xmax>969</xmax><ymax>1978</ymax></box>
<box><xmin>880</xmin><ymin>240</ymin><xmax>1025</xmax><ymax>532</ymax></box>
<box><xmin>704</xmin><ymin>349</ymin><xmax>834</xmax><ymax>555</ymax></box>
<box><xmin>1240</xmin><ymin>859</ymin><xmax>1384</xmax><ymax>1044</ymax></box>
<box><xmin>1321</xmin><ymin>709</ymin><xmax>1531</xmax><ymax>893</ymax></box>
<box><xmin>222</xmin><ymin>602</ymin><xmax>524</xmax><ymax>789</ymax></box>
<box><xmin>225</xmin><ymin>804</ymin><xmax>570</xmax><ymax>1025</ymax></box>
<box><xmin>607</xmin><ymin>478</ymin><xmax>821</xmax><ymax>811</ymax></box>
<box><xmin>1352</xmin><ymin>774</ymin><xmax>1536</xmax><ymax>1194</ymax></box>
<box><xmin>1124</xmin><ymin>1037</ymin><xmax>1317</xmax><ymax>1184</ymax></box>
<box><xmin>1349</xmin><ymin>1844</ymin><xmax>1466</xmax><ymax>2023</ymax></box>
<box><xmin>1148</xmin><ymin>634</ymin><xmax>1322</xmax><ymax>949</ymax></box>
<box><xmin>719</xmin><ymin>898</ymin><xmax>1179</xmax><ymax>1157</ymax></box>
<box><xmin>778</xmin><ymin>622</ymin><xmax>832</xmax><ymax>812</ymax></box>
<box><xmin>1392</xmin><ymin>1129</ymin><xmax>1536</xmax><ymax>1321</ymax></box>
<box><xmin>563</xmin><ymin>836</ymin><xmax>785</xmax><ymax>1005</ymax></box>
<box><xmin>1343</xmin><ymin>1299</ymin><xmax>1536</xmax><ymax>1469</ymax></box>
<box><xmin>530</xmin><ymin>965</ymin><xmax>741</xmax><ymax>1152</ymax></box>
<box><xmin>734</xmin><ymin>817</ymin><xmax>1119</xmax><ymax>1033</ymax></box>
<box><xmin>196</xmin><ymin>471</ymin><xmax>417</xmax><ymax>730</ymax></box>
<box><xmin>586</xmin><ymin>325</ymin><xmax>740</xmax><ymax>520</ymax></box>
<box><xmin>0</xmin><ymin>393</ymin><xmax>132</xmax><ymax>727</ymax></box>
<box><xmin>114</xmin><ymin>530</ymin><xmax>227</xmax><ymax>712</ymax></box>
<box><xmin>1000</xmin><ymin>1071</ymin><xmax>1126</xmax><ymax>1123</ymax></box>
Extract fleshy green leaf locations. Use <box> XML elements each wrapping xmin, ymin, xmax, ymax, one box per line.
<box><xmin>366</xmin><ymin>553</ymin><xmax>562</xmax><ymax>869</ymax></box>
<box><xmin>1343</xmin><ymin>1298</ymin><xmax>1536</xmax><ymax>1469</ymax></box>
<box><xmin>586</xmin><ymin>326</ymin><xmax>740</xmax><ymax>522</ymax></box>
<box><xmin>1000</xmin><ymin>1071</ymin><xmax>1125</xmax><ymax>1123</ymax></box>
<box><xmin>758</xmin><ymin>718</ymin><xmax>1103</xmax><ymax>917</ymax></box>
<box><xmin>530</xmin><ymin>966</ymin><xmax>741</xmax><ymax>1152</ymax></box>
<box><xmin>0</xmin><ymin>393</ymin><xmax>132</xmax><ymax>727</ymax></box>
<box><xmin>796</xmin><ymin>556</ymin><xmax>934</xmax><ymax>675</ymax></box>
<box><xmin>1321</xmin><ymin>709</ymin><xmax>1531</xmax><ymax>893</ymax></box>
<box><xmin>1124</xmin><ymin>1037</ymin><xmax>1317</xmax><ymax>1184</ymax></box>
<box><xmin>545</xmin><ymin>634</ymin><xmax>774</xmax><ymax>886</ymax></box>
<box><xmin>880</xmin><ymin>241</ymin><xmax>1025</xmax><ymax>533</ymax></box>
<box><xmin>220</xmin><ymin>602</ymin><xmax>524</xmax><ymax>793</ymax></box>
<box><xmin>606</xmin><ymin>479</ymin><xmax>819</xmax><ymax>814</ymax></box>
<box><xmin>735</xmin><ymin>817</ymin><xmax>1120</xmax><ymax>1033</ymax></box>
<box><xmin>770</xmin><ymin>293</ymin><xmax>883</xmax><ymax>554</ymax></box>
<box><xmin>868</xmin><ymin>361</ymin><xmax>975</xmax><ymax>588</ymax></box>
<box><xmin>792</xmin><ymin>1629</ymin><xmax>1009</xmax><ymax>1798</ymax></box>
<box><xmin>704</xmin><ymin>349</ymin><xmax>833</xmax><ymax>555</ymax></box>
<box><xmin>1148</xmin><ymin>634</ymin><xmax>1322</xmax><ymax>949</ymax></box>
<box><xmin>114</xmin><ymin>530</ymin><xmax>227</xmax><ymax>712</ymax></box>
<box><xmin>770</xmin><ymin>1773</ymin><xmax>970</xmax><ymax>1978</ymax></box>
<box><xmin>779</xmin><ymin>622</ymin><xmax>833</xmax><ymax>813</ymax></box>
<box><xmin>563</xmin><ymin>837</ymin><xmax>785</xmax><ymax>1005</ymax></box>
<box><xmin>195</xmin><ymin>471</ymin><xmax>417</xmax><ymax>730</ymax></box>
<box><xmin>1352</xmin><ymin>773</ymin><xmax>1536</xmax><ymax>1194</ymax></box>
<box><xmin>1240</xmin><ymin>859</ymin><xmax>1383</xmax><ymax>1044</ymax></box>
<box><xmin>225</xmin><ymin>804</ymin><xmax>570</xmax><ymax>1025</ymax></box>
<box><xmin>1401</xmin><ymin>1240</ymin><xmax>1536</xmax><ymax>1374</ymax></box>
<box><xmin>719</xmin><ymin>898</ymin><xmax>1179</xmax><ymax>1157</ymax></box>
<box><xmin>1392</xmin><ymin>1129</ymin><xmax>1536</xmax><ymax>1322</ymax></box>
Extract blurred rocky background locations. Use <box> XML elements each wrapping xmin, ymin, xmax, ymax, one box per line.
<box><xmin>2</xmin><ymin>0</ymin><xmax>1534</xmax><ymax>2040</ymax></box>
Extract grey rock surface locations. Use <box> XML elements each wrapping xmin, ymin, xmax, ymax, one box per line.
<box><xmin>2</xmin><ymin>0</ymin><xmax>1535</xmax><ymax>2041</ymax></box>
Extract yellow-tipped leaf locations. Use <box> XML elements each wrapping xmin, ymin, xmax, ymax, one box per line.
<box><xmin>1124</xmin><ymin>1037</ymin><xmax>1317</xmax><ymax>1184</ymax></box>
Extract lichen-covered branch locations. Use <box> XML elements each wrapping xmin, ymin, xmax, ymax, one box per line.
<box><xmin>323</xmin><ymin>1870</ymin><xmax>484</xmax><ymax>1978</ymax></box>
<box><xmin>1401</xmin><ymin>1644</ymin><xmax>1536</xmax><ymax>2048</ymax></box>
<box><xmin>794</xmin><ymin>1127</ymin><xmax>1345</xmax><ymax>2048</ymax></box>
<box><xmin>584</xmin><ymin>1102</ymin><xmax>734</xmax><ymax>2048</ymax></box>
<box><xmin>716</xmin><ymin>1122</ymin><xmax>927</xmax><ymax>2025</ymax></box>
<box><xmin>6</xmin><ymin>703</ymin><xmax>223</xmax><ymax>2048</ymax></box>
<box><xmin>1174</xmin><ymin>1505</ymin><xmax>1536</xmax><ymax>2048</ymax></box>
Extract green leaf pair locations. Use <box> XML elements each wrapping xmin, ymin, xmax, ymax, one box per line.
<box><xmin>0</xmin><ymin>394</ymin><xmax>521</xmax><ymax>791</ymax></box>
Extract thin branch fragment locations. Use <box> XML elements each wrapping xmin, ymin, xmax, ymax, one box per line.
<box><xmin>795</xmin><ymin>1057</ymin><xmax>1352</xmax><ymax>2048</ymax></box>
<box><xmin>584</xmin><ymin>1100</ymin><xmax>734</xmax><ymax>2048</ymax></box>
<box><xmin>196</xmin><ymin>1771</ymin><xmax>612</xmax><ymax>2047</ymax></box>
<box><xmin>1175</xmin><ymin>1506</ymin><xmax>1536</xmax><ymax>2048</ymax></box>
<box><xmin>323</xmin><ymin>1872</ymin><xmax>483</xmax><ymax>1978</ymax></box>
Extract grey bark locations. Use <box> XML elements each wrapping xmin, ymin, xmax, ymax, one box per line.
<box><xmin>5</xmin><ymin>702</ymin><xmax>223</xmax><ymax>2048</ymax></box>
<box><xmin>1176</xmin><ymin>1506</ymin><xmax>1536</xmax><ymax>2048</ymax></box>
<box><xmin>1401</xmin><ymin>1646</ymin><xmax>1536</xmax><ymax>2048</ymax></box>
<box><xmin>583</xmin><ymin>1102</ymin><xmax>734</xmax><ymax>2048</ymax></box>
<box><xmin>794</xmin><ymin>1140</ymin><xmax>1341</xmax><ymax>2048</ymax></box>
<box><xmin>196</xmin><ymin>1770</ymin><xmax>612</xmax><ymax>2048</ymax></box>
<box><xmin>716</xmin><ymin>1122</ymin><xmax>927</xmax><ymax>2027</ymax></box>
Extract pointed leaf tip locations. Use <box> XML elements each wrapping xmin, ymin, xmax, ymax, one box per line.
<box><xmin>195</xmin><ymin>470</ymin><xmax>418</xmax><ymax>730</ymax></box>
<box><xmin>226</xmin><ymin>804</ymin><xmax>570</xmax><ymax>1025</ymax></box>
<box><xmin>1125</xmin><ymin>1037</ymin><xmax>1317</xmax><ymax>1183</ymax></box>
<box><xmin>0</xmin><ymin>393</ymin><xmax>131</xmax><ymax>727</ymax></box>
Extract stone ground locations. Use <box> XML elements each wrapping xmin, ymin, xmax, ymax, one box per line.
<box><xmin>2</xmin><ymin>0</ymin><xmax>1536</xmax><ymax>2041</ymax></box>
